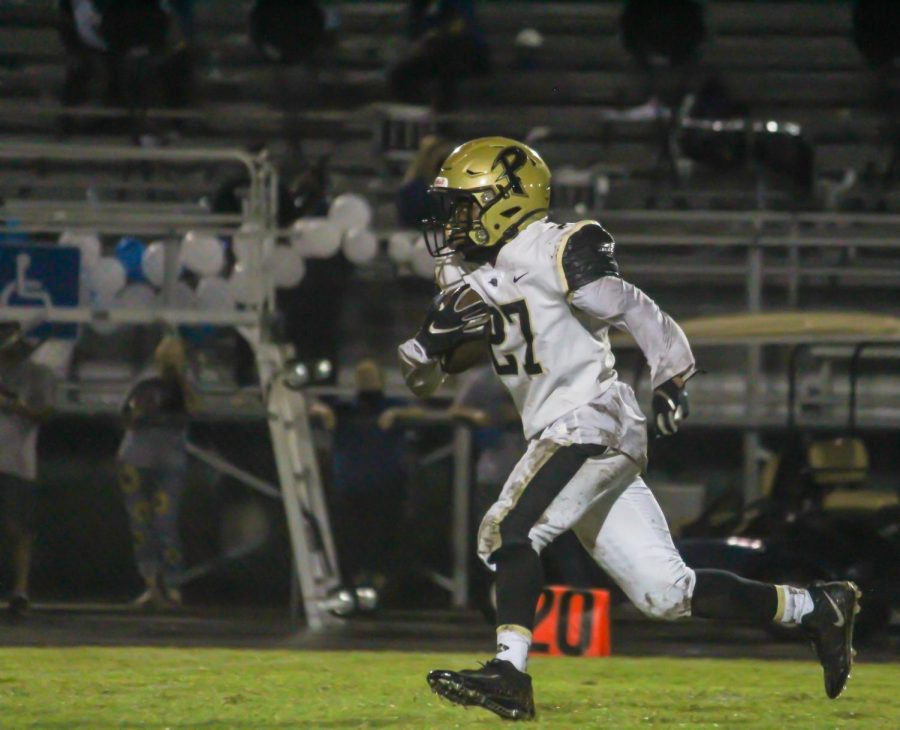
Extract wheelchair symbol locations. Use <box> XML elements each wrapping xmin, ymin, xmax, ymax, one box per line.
<box><xmin>0</xmin><ymin>253</ymin><xmax>53</xmax><ymax>309</ymax></box>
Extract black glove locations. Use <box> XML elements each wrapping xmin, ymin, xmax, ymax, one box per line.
<box><xmin>414</xmin><ymin>284</ymin><xmax>490</xmax><ymax>359</ymax></box>
<box><xmin>652</xmin><ymin>377</ymin><xmax>690</xmax><ymax>436</ymax></box>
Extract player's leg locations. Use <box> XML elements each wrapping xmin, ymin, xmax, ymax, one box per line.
<box><xmin>480</xmin><ymin>440</ymin><xmax>609</xmax><ymax>669</ymax></box>
<box><xmin>574</xmin><ymin>466</ymin><xmax>860</xmax><ymax>698</ymax></box>
<box><xmin>427</xmin><ymin>439</ymin><xmax>608</xmax><ymax>720</ymax></box>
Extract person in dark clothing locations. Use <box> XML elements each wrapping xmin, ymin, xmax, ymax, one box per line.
<box><xmin>852</xmin><ymin>0</ymin><xmax>900</xmax><ymax>182</ymax></box>
<box><xmin>396</xmin><ymin>134</ymin><xmax>455</xmax><ymax>229</ymax></box>
<box><xmin>311</xmin><ymin>359</ymin><xmax>408</xmax><ymax>586</ymax></box>
<box><xmin>57</xmin><ymin>0</ymin><xmax>192</xmax><ymax>111</ymax></box>
<box><xmin>249</xmin><ymin>0</ymin><xmax>326</xmax><ymax>64</ymax></box>
<box><xmin>620</xmin><ymin>0</ymin><xmax>706</xmax><ymax>115</ymax></box>
<box><xmin>389</xmin><ymin>0</ymin><xmax>491</xmax><ymax>112</ymax></box>
<box><xmin>618</xmin><ymin>0</ymin><xmax>707</xmax><ymax>178</ymax></box>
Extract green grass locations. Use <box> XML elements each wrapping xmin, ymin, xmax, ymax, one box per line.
<box><xmin>0</xmin><ymin>649</ymin><xmax>897</xmax><ymax>728</ymax></box>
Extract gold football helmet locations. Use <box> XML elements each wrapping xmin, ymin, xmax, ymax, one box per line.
<box><xmin>423</xmin><ymin>136</ymin><xmax>551</xmax><ymax>258</ymax></box>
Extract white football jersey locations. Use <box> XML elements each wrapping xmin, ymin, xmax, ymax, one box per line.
<box><xmin>399</xmin><ymin>218</ymin><xmax>695</xmax><ymax>466</ymax></box>
<box><xmin>463</xmin><ymin>219</ymin><xmax>617</xmax><ymax>435</ymax></box>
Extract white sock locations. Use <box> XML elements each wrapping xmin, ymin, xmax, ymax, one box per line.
<box><xmin>495</xmin><ymin>625</ymin><xmax>532</xmax><ymax>672</ymax></box>
<box><xmin>774</xmin><ymin>585</ymin><xmax>814</xmax><ymax>625</ymax></box>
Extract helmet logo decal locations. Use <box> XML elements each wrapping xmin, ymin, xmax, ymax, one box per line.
<box><xmin>492</xmin><ymin>147</ymin><xmax>527</xmax><ymax>196</ymax></box>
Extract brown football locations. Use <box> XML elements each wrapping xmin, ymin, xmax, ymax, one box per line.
<box><xmin>441</xmin><ymin>337</ymin><xmax>488</xmax><ymax>374</ymax></box>
<box><xmin>439</xmin><ymin>285</ymin><xmax>490</xmax><ymax>374</ymax></box>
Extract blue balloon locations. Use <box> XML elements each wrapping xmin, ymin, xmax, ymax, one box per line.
<box><xmin>115</xmin><ymin>236</ymin><xmax>146</xmax><ymax>282</ymax></box>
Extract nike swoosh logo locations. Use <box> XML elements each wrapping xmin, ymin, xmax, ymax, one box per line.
<box><xmin>824</xmin><ymin>592</ymin><xmax>845</xmax><ymax>627</ymax></box>
<box><xmin>513</xmin><ymin>273</ymin><xmax>528</xmax><ymax>283</ymax></box>
<box><xmin>428</xmin><ymin>322</ymin><xmax>462</xmax><ymax>335</ymax></box>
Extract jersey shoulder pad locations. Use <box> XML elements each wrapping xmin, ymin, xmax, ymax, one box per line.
<box><xmin>556</xmin><ymin>221</ymin><xmax>620</xmax><ymax>294</ymax></box>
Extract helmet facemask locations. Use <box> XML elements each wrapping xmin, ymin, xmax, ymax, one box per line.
<box><xmin>421</xmin><ymin>137</ymin><xmax>552</xmax><ymax>260</ymax></box>
<box><xmin>422</xmin><ymin>188</ymin><xmax>489</xmax><ymax>258</ymax></box>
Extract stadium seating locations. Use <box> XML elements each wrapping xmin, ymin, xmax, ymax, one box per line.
<box><xmin>0</xmin><ymin>1</ymin><xmax>896</xmax><ymax>202</ymax></box>
<box><xmin>1</xmin><ymin>1</ymin><xmax>897</xmax><ymax>392</ymax></box>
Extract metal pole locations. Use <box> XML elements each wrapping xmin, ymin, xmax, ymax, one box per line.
<box><xmin>451</xmin><ymin>424</ymin><xmax>472</xmax><ymax>609</ymax></box>
<box><xmin>743</xmin><ymin>228</ymin><xmax>764</xmax><ymax>503</ymax></box>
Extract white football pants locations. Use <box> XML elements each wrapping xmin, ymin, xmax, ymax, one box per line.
<box><xmin>477</xmin><ymin>439</ymin><xmax>696</xmax><ymax>620</ymax></box>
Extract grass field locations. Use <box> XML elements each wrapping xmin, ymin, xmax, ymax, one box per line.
<box><xmin>0</xmin><ymin>648</ymin><xmax>897</xmax><ymax>728</ymax></box>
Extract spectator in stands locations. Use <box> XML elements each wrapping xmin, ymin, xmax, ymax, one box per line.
<box><xmin>57</xmin><ymin>0</ymin><xmax>194</xmax><ymax>114</ymax></box>
<box><xmin>311</xmin><ymin>359</ymin><xmax>409</xmax><ymax>588</ymax></box>
<box><xmin>0</xmin><ymin>324</ymin><xmax>55</xmax><ymax>620</ymax></box>
<box><xmin>389</xmin><ymin>0</ymin><xmax>492</xmax><ymax>112</ymax></box>
<box><xmin>852</xmin><ymin>0</ymin><xmax>899</xmax><ymax>182</ymax></box>
<box><xmin>249</xmin><ymin>0</ymin><xmax>327</xmax><ymax>65</ymax></box>
<box><xmin>396</xmin><ymin>134</ymin><xmax>455</xmax><ymax>229</ymax></box>
<box><xmin>116</xmin><ymin>334</ymin><xmax>196</xmax><ymax>610</ymax></box>
<box><xmin>619</xmin><ymin>0</ymin><xmax>706</xmax><ymax>115</ymax></box>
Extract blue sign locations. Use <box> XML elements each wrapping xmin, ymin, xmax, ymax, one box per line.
<box><xmin>0</xmin><ymin>243</ymin><xmax>81</xmax><ymax>339</ymax></box>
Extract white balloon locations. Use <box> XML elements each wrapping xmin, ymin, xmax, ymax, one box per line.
<box><xmin>154</xmin><ymin>281</ymin><xmax>197</xmax><ymax>310</ymax></box>
<box><xmin>87</xmin><ymin>257</ymin><xmax>127</xmax><ymax>304</ymax></box>
<box><xmin>114</xmin><ymin>282</ymin><xmax>157</xmax><ymax>310</ymax></box>
<box><xmin>388</xmin><ymin>232</ymin><xmax>415</xmax><ymax>264</ymax></box>
<box><xmin>196</xmin><ymin>276</ymin><xmax>235</xmax><ymax>310</ymax></box>
<box><xmin>229</xmin><ymin>263</ymin><xmax>256</xmax><ymax>305</ymax></box>
<box><xmin>342</xmin><ymin>228</ymin><xmax>378</xmax><ymax>265</ymax></box>
<box><xmin>327</xmin><ymin>193</ymin><xmax>372</xmax><ymax>233</ymax></box>
<box><xmin>141</xmin><ymin>241</ymin><xmax>167</xmax><ymax>287</ymax></box>
<box><xmin>172</xmin><ymin>281</ymin><xmax>197</xmax><ymax>309</ymax></box>
<box><xmin>232</xmin><ymin>223</ymin><xmax>271</xmax><ymax>265</ymax></box>
<box><xmin>87</xmin><ymin>278</ymin><xmax>125</xmax><ymax>335</ymax></box>
<box><xmin>267</xmin><ymin>245</ymin><xmax>307</xmax><ymax>289</ymax></box>
<box><xmin>181</xmin><ymin>231</ymin><xmax>225</xmax><ymax>276</ymax></box>
<box><xmin>290</xmin><ymin>217</ymin><xmax>342</xmax><ymax>258</ymax></box>
<box><xmin>59</xmin><ymin>231</ymin><xmax>101</xmax><ymax>269</ymax></box>
<box><xmin>410</xmin><ymin>236</ymin><xmax>435</xmax><ymax>279</ymax></box>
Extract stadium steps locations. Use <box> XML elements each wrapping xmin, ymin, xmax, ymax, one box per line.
<box><xmin>0</xmin><ymin>95</ymin><xmax>888</xmax><ymax>148</ymax></box>
<box><xmin>1</xmin><ymin>0</ymin><xmax>894</xmax><ymax>212</ymax></box>
<box><xmin>0</xmin><ymin>25</ymin><xmax>867</xmax><ymax>74</ymax></box>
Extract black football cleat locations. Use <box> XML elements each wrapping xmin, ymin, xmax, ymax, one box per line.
<box><xmin>427</xmin><ymin>658</ymin><xmax>535</xmax><ymax>721</ymax></box>
<box><xmin>801</xmin><ymin>581</ymin><xmax>861</xmax><ymax>699</ymax></box>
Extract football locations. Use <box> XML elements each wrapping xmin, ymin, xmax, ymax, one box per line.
<box><xmin>439</xmin><ymin>285</ymin><xmax>490</xmax><ymax>374</ymax></box>
<box><xmin>441</xmin><ymin>336</ymin><xmax>488</xmax><ymax>374</ymax></box>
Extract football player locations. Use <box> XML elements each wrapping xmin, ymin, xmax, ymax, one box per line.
<box><xmin>398</xmin><ymin>137</ymin><xmax>861</xmax><ymax>720</ymax></box>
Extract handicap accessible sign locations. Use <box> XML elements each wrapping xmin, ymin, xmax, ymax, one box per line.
<box><xmin>0</xmin><ymin>244</ymin><xmax>81</xmax><ymax>339</ymax></box>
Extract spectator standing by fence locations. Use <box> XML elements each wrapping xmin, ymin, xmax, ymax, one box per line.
<box><xmin>0</xmin><ymin>324</ymin><xmax>55</xmax><ymax>621</ymax></box>
<box><xmin>116</xmin><ymin>334</ymin><xmax>196</xmax><ymax>610</ymax></box>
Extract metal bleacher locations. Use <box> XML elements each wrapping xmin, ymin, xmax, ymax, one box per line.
<box><xmin>0</xmin><ymin>1</ymin><xmax>897</xmax><ymax>504</ymax></box>
<box><xmin>1</xmin><ymin>1</ymin><xmax>898</xmax><ymax>204</ymax></box>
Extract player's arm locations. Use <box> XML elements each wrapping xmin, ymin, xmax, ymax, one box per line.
<box><xmin>398</xmin><ymin>283</ymin><xmax>490</xmax><ymax>400</ymax></box>
<box><xmin>560</xmin><ymin>222</ymin><xmax>695</xmax><ymax>434</ymax></box>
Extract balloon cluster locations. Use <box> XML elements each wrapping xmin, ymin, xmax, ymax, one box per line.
<box><xmin>57</xmin><ymin>192</ymin><xmax>383</xmax><ymax>334</ymax></box>
<box><xmin>290</xmin><ymin>192</ymin><xmax>377</xmax><ymax>266</ymax></box>
<box><xmin>60</xmin><ymin>230</ymin><xmax>230</xmax><ymax>335</ymax></box>
<box><xmin>386</xmin><ymin>231</ymin><xmax>442</xmax><ymax>281</ymax></box>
